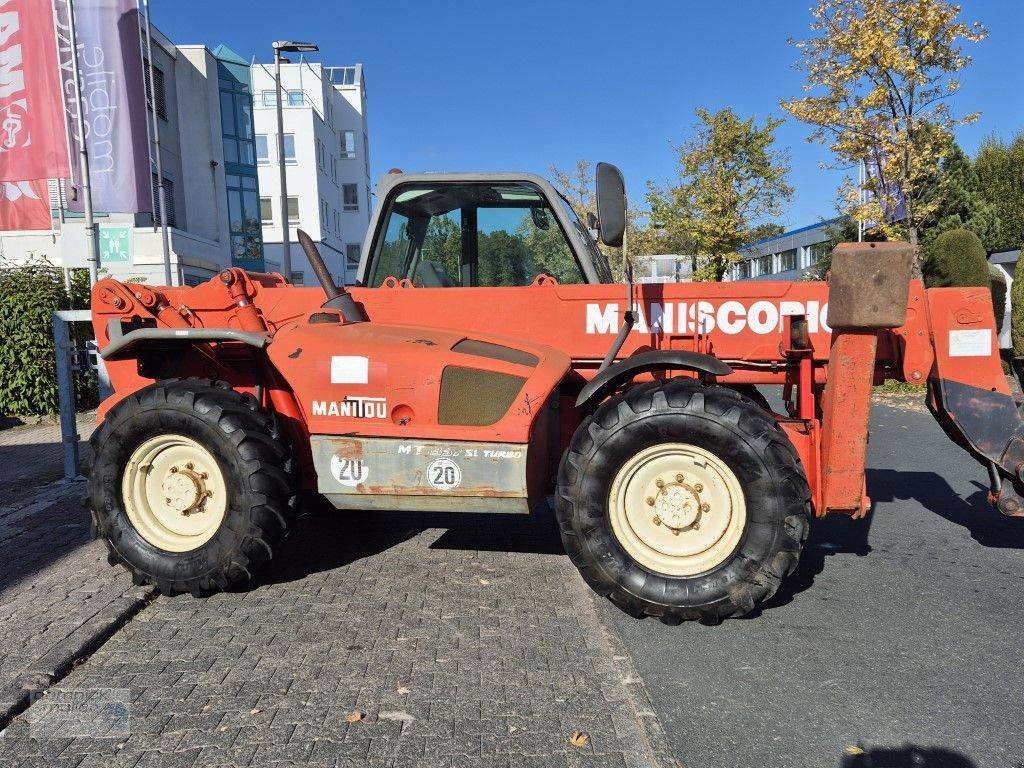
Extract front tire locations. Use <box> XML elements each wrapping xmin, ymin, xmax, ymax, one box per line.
<box><xmin>89</xmin><ymin>379</ymin><xmax>295</xmax><ymax>595</ymax></box>
<box><xmin>555</xmin><ymin>379</ymin><xmax>810</xmax><ymax>624</ymax></box>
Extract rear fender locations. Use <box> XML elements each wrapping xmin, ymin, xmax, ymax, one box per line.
<box><xmin>574</xmin><ymin>350</ymin><xmax>732</xmax><ymax>409</ymax></box>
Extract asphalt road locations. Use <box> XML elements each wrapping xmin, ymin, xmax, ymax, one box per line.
<box><xmin>601</xmin><ymin>399</ymin><xmax>1024</xmax><ymax>768</ymax></box>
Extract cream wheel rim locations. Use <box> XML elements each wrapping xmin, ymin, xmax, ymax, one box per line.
<box><xmin>608</xmin><ymin>443</ymin><xmax>746</xmax><ymax>576</ymax></box>
<box><xmin>121</xmin><ymin>434</ymin><xmax>228</xmax><ymax>553</ymax></box>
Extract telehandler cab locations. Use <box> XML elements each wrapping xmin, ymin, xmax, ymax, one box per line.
<box><xmin>89</xmin><ymin>163</ymin><xmax>1024</xmax><ymax>624</ymax></box>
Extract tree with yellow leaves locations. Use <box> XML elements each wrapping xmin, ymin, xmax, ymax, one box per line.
<box><xmin>782</xmin><ymin>0</ymin><xmax>986</xmax><ymax>256</ymax></box>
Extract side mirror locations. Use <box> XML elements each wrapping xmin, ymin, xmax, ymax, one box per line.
<box><xmin>595</xmin><ymin>162</ymin><xmax>626</xmax><ymax>248</ymax></box>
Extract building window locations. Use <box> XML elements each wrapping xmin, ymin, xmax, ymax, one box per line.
<box><xmin>151</xmin><ymin>174</ymin><xmax>176</xmax><ymax>227</ymax></box>
<box><xmin>287</xmin><ymin>90</ymin><xmax>303</xmax><ymax>106</ymax></box>
<box><xmin>346</xmin><ymin>243</ymin><xmax>361</xmax><ymax>270</ymax></box>
<box><xmin>220</xmin><ymin>80</ymin><xmax>256</xmax><ymax>165</ymax></box>
<box><xmin>779</xmin><ymin>249</ymin><xmax>797</xmax><ymax>272</ymax></box>
<box><xmin>736</xmin><ymin>260</ymin><xmax>751</xmax><ymax>279</ymax></box>
<box><xmin>342</xmin><ymin>184</ymin><xmax>358</xmax><ymax>211</ymax></box>
<box><xmin>290</xmin><ymin>271</ymin><xmax>304</xmax><ymax>285</ymax></box>
<box><xmin>756</xmin><ymin>254</ymin><xmax>772</xmax><ymax>276</ymax></box>
<box><xmin>143</xmin><ymin>61</ymin><xmax>167</xmax><ymax>120</ymax></box>
<box><xmin>340</xmin><ymin>130</ymin><xmax>356</xmax><ymax>159</ymax></box>
<box><xmin>320</xmin><ymin>197</ymin><xmax>328</xmax><ymax>225</ymax></box>
<box><xmin>226</xmin><ymin>173</ymin><xmax>263</xmax><ymax>268</ymax></box>
<box><xmin>259</xmin><ymin>196</ymin><xmax>273</xmax><ymax>223</ymax></box>
<box><xmin>287</xmin><ymin>196</ymin><xmax>300</xmax><ymax>223</ymax></box>
<box><xmin>255</xmin><ymin>135</ymin><xmax>269</xmax><ymax>164</ymax></box>
<box><xmin>261</xmin><ymin>90</ymin><xmax>276</xmax><ymax>106</ymax></box>
<box><xmin>326</xmin><ymin>67</ymin><xmax>357</xmax><ymax>86</ymax></box>
<box><xmin>283</xmin><ymin>134</ymin><xmax>296</xmax><ymax>163</ymax></box>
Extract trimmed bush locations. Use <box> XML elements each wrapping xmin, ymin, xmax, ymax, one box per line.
<box><xmin>922</xmin><ymin>228</ymin><xmax>990</xmax><ymax>289</ymax></box>
<box><xmin>0</xmin><ymin>260</ymin><xmax>92</xmax><ymax>417</ymax></box>
<box><xmin>1013</xmin><ymin>252</ymin><xmax>1024</xmax><ymax>356</ymax></box>
<box><xmin>989</xmin><ymin>263</ymin><xmax>1008</xmax><ymax>335</ymax></box>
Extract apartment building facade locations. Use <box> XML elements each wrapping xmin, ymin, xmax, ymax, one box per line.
<box><xmin>250</xmin><ymin>61</ymin><xmax>371</xmax><ymax>286</ymax></box>
<box><xmin>726</xmin><ymin>220</ymin><xmax>839</xmax><ymax>282</ymax></box>
<box><xmin>0</xmin><ymin>25</ymin><xmax>263</xmax><ymax>286</ymax></box>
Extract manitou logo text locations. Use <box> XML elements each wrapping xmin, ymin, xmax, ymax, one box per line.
<box><xmin>312</xmin><ymin>396</ymin><xmax>387</xmax><ymax>419</ymax></box>
<box><xmin>585</xmin><ymin>301</ymin><xmax>831</xmax><ymax>336</ymax></box>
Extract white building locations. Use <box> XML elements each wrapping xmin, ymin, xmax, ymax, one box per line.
<box><xmin>726</xmin><ymin>219</ymin><xmax>840</xmax><ymax>282</ymax></box>
<box><xmin>633</xmin><ymin>255</ymin><xmax>695</xmax><ymax>283</ymax></box>
<box><xmin>0</xmin><ymin>28</ymin><xmax>263</xmax><ymax>286</ymax></box>
<box><xmin>250</xmin><ymin>61</ymin><xmax>371</xmax><ymax>286</ymax></box>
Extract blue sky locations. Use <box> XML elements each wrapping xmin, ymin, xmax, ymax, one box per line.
<box><xmin>156</xmin><ymin>0</ymin><xmax>1023</xmax><ymax>230</ymax></box>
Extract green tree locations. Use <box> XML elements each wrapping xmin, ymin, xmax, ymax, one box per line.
<box><xmin>989</xmin><ymin>263</ymin><xmax>1007</xmax><ymax>334</ymax></box>
<box><xmin>646</xmin><ymin>107</ymin><xmax>793</xmax><ymax>281</ymax></box>
<box><xmin>420</xmin><ymin>212</ymin><xmax>462</xmax><ymax>283</ymax></box>
<box><xmin>781</xmin><ymin>0</ymin><xmax>987</xmax><ymax>254</ymax></box>
<box><xmin>922</xmin><ymin>228</ymin><xmax>990</xmax><ymax>288</ymax></box>
<box><xmin>918</xmin><ymin>144</ymin><xmax>1001</xmax><ymax>254</ymax></box>
<box><xmin>1012</xmin><ymin>255</ymin><xmax>1024</xmax><ymax>356</ymax></box>
<box><xmin>975</xmin><ymin>131</ymin><xmax>1024</xmax><ymax>253</ymax></box>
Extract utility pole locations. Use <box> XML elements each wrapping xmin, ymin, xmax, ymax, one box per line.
<box><xmin>66</xmin><ymin>0</ymin><xmax>98</xmax><ymax>286</ymax></box>
<box><xmin>272</xmin><ymin>40</ymin><xmax>317</xmax><ymax>281</ymax></box>
<box><xmin>141</xmin><ymin>0</ymin><xmax>173</xmax><ymax>285</ymax></box>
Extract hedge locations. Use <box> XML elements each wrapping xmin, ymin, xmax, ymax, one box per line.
<box><xmin>0</xmin><ymin>260</ymin><xmax>93</xmax><ymax>417</ymax></box>
<box><xmin>922</xmin><ymin>228</ymin><xmax>991</xmax><ymax>289</ymax></box>
<box><xmin>989</xmin><ymin>263</ymin><xmax>1007</xmax><ymax>336</ymax></box>
<box><xmin>1013</xmin><ymin>252</ymin><xmax>1024</xmax><ymax>356</ymax></box>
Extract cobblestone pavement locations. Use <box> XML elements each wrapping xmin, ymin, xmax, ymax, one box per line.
<box><xmin>0</xmin><ymin>495</ymin><xmax>677</xmax><ymax>767</ymax></box>
<box><xmin>0</xmin><ymin>415</ymin><xmax>155</xmax><ymax>730</ymax></box>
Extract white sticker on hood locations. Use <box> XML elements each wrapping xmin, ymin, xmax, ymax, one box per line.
<box><xmin>948</xmin><ymin>329</ymin><xmax>991</xmax><ymax>357</ymax></box>
<box><xmin>331</xmin><ymin>356</ymin><xmax>369</xmax><ymax>384</ymax></box>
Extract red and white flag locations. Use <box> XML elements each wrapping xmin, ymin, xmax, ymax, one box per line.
<box><xmin>0</xmin><ymin>178</ymin><xmax>50</xmax><ymax>230</ymax></box>
<box><xmin>0</xmin><ymin>0</ymin><xmax>71</xmax><ymax>185</ymax></box>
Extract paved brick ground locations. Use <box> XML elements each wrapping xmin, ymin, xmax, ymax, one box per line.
<box><xmin>0</xmin><ymin>415</ymin><xmax>155</xmax><ymax>729</ymax></box>
<box><xmin>0</xmin><ymin>498</ymin><xmax>677</xmax><ymax>767</ymax></box>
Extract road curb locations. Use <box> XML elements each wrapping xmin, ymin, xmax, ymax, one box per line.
<box><xmin>569</xmin><ymin>566</ymin><xmax>681</xmax><ymax>768</ymax></box>
<box><xmin>0</xmin><ymin>584</ymin><xmax>156</xmax><ymax>732</ymax></box>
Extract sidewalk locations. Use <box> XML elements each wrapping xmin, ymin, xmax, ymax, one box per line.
<box><xmin>0</xmin><ymin>416</ymin><xmax>679</xmax><ymax>767</ymax></box>
<box><xmin>0</xmin><ymin>414</ymin><xmax>156</xmax><ymax>731</ymax></box>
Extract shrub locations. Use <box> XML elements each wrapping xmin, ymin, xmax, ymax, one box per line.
<box><xmin>0</xmin><ymin>259</ymin><xmax>92</xmax><ymax>417</ymax></box>
<box><xmin>989</xmin><ymin>263</ymin><xmax>1008</xmax><ymax>334</ymax></box>
<box><xmin>922</xmin><ymin>228</ymin><xmax>990</xmax><ymax>289</ymax></box>
<box><xmin>1013</xmin><ymin>252</ymin><xmax>1024</xmax><ymax>356</ymax></box>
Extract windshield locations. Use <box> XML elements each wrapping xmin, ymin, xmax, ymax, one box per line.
<box><xmin>367</xmin><ymin>181</ymin><xmax>590</xmax><ymax>287</ymax></box>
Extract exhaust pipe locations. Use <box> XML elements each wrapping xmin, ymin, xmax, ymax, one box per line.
<box><xmin>296</xmin><ymin>229</ymin><xmax>367</xmax><ymax>323</ymax></box>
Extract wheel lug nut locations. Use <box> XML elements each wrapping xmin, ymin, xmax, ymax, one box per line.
<box><xmin>675</xmin><ymin>473</ymin><xmax>684</xmax><ymax>483</ymax></box>
<box><xmin>646</xmin><ymin>497</ymin><xmax>655</xmax><ymax>506</ymax></box>
<box><xmin>694</xmin><ymin>483</ymin><xmax>703</xmax><ymax>492</ymax></box>
<box><xmin>700</xmin><ymin>502</ymin><xmax>710</xmax><ymax>513</ymax></box>
<box><xmin>671</xmin><ymin>528</ymin><xmax>681</xmax><ymax>536</ymax></box>
<box><xmin>652</xmin><ymin>516</ymin><xmax>662</xmax><ymax>526</ymax></box>
<box><xmin>185</xmin><ymin>463</ymin><xmax>194</xmax><ymax>470</ymax></box>
<box><xmin>164</xmin><ymin>498</ymin><xmax>171</xmax><ymax>504</ymax></box>
<box><xmin>169</xmin><ymin>467</ymin><xmax>178</xmax><ymax>474</ymax></box>
<box><xmin>200</xmin><ymin>472</ymin><xmax>209</xmax><ymax>480</ymax></box>
<box><xmin>655</xmin><ymin>478</ymin><xmax>664</xmax><ymax>488</ymax></box>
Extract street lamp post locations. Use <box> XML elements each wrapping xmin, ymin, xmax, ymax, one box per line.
<box><xmin>272</xmin><ymin>40</ymin><xmax>318</xmax><ymax>281</ymax></box>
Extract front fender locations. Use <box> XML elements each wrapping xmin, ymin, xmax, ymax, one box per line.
<box><xmin>575</xmin><ymin>350</ymin><xmax>732</xmax><ymax>409</ymax></box>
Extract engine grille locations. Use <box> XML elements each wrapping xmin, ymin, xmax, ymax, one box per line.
<box><xmin>438</xmin><ymin>366</ymin><xmax>527</xmax><ymax>426</ymax></box>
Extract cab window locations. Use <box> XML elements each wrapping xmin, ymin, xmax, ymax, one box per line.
<box><xmin>367</xmin><ymin>182</ymin><xmax>585</xmax><ymax>287</ymax></box>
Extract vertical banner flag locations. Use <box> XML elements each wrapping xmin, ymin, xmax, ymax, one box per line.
<box><xmin>0</xmin><ymin>178</ymin><xmax>50</xmax><ymax>228</ymax></box>
<box><xmin>52</xmin><ymin>0</ymin><xmax>150</xmax><ymax>214</ymax></box>
<box><xmin>0</xmin><ymin>0</ymin><xmax>71</xmax><ymax>182</ymax></box>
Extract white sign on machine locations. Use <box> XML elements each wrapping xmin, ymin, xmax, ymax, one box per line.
<box><xmin>948</xmin><ymin>329</ymin><xmax>991</xmax><ymax>357</ymax></box>
<box><xmin>330</xmin><ymin>356</ymin><xmax>369</xmax><ymax>384</ymax></box>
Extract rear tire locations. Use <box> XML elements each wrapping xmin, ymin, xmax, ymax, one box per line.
<box><xmin>555</xmin><ymin>379</ymin><xmax>810</xmax><ymax>624</ymax></box>
<box><xmin>88</xmin><ymin>379</ymin><xmax>295</xmax><ymax>595</ymax></box>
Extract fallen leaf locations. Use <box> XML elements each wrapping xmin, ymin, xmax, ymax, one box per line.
<box><xmin>345</xmin><ymin>710</ymin><xmax>364</xmax><ymax>723</ymax></box>
<box><xmin>219</xmin><ymin>726</ymin><xmax>228</xmax><ymax>732</ymax></box>
<box><xmin>396</xmin><ymin>686</ymin><xmax>411</xmax><ymax>695</ymax></box>
<box><xmin>202</xmin><ymin>704</ymin><xmax>211</xmax><ymax>712</ymax></box>
<box><xmin>569</xmin><ymin>730</ymin><xmax>590</xmax><ymax>748</ymax></box>
<box><xmin>249</xmin><ymin>708</ymin><xmax>261</xmax><ymax>715</ymax></box>
<box><xmin>479</xmin><ymin>579</ymin><xmax>490</xmax><ymax>585</ymax></box>
<box><xmin>844</xmin><ymin>745</ymin><xmax>865</xmax><ymax>756</ymax></box>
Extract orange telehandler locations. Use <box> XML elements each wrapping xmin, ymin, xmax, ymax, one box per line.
<box><xmin>87</xmin><ymin>164</ymin><xmax>1021</xmax><ymax>624</ymax></box>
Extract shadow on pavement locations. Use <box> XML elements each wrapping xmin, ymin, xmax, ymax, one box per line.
<box><xmin>261</xmin><ymin>498</ymin><xmax>565</xmax><ymax>587</ymax></box>
<box><xmin>868</xmin><ymin>468</ymin><xmax>1024</xmax><ymax>549</ymax></box>
<box><xmin>746</xmin><ymin>507</ymin><xmax>874</xmax><ymax>618</ymax></box>
<box><xmin>841</xmin><ymin>745</ymin><xmax>977</xmax><ymax>767</ymax></box>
